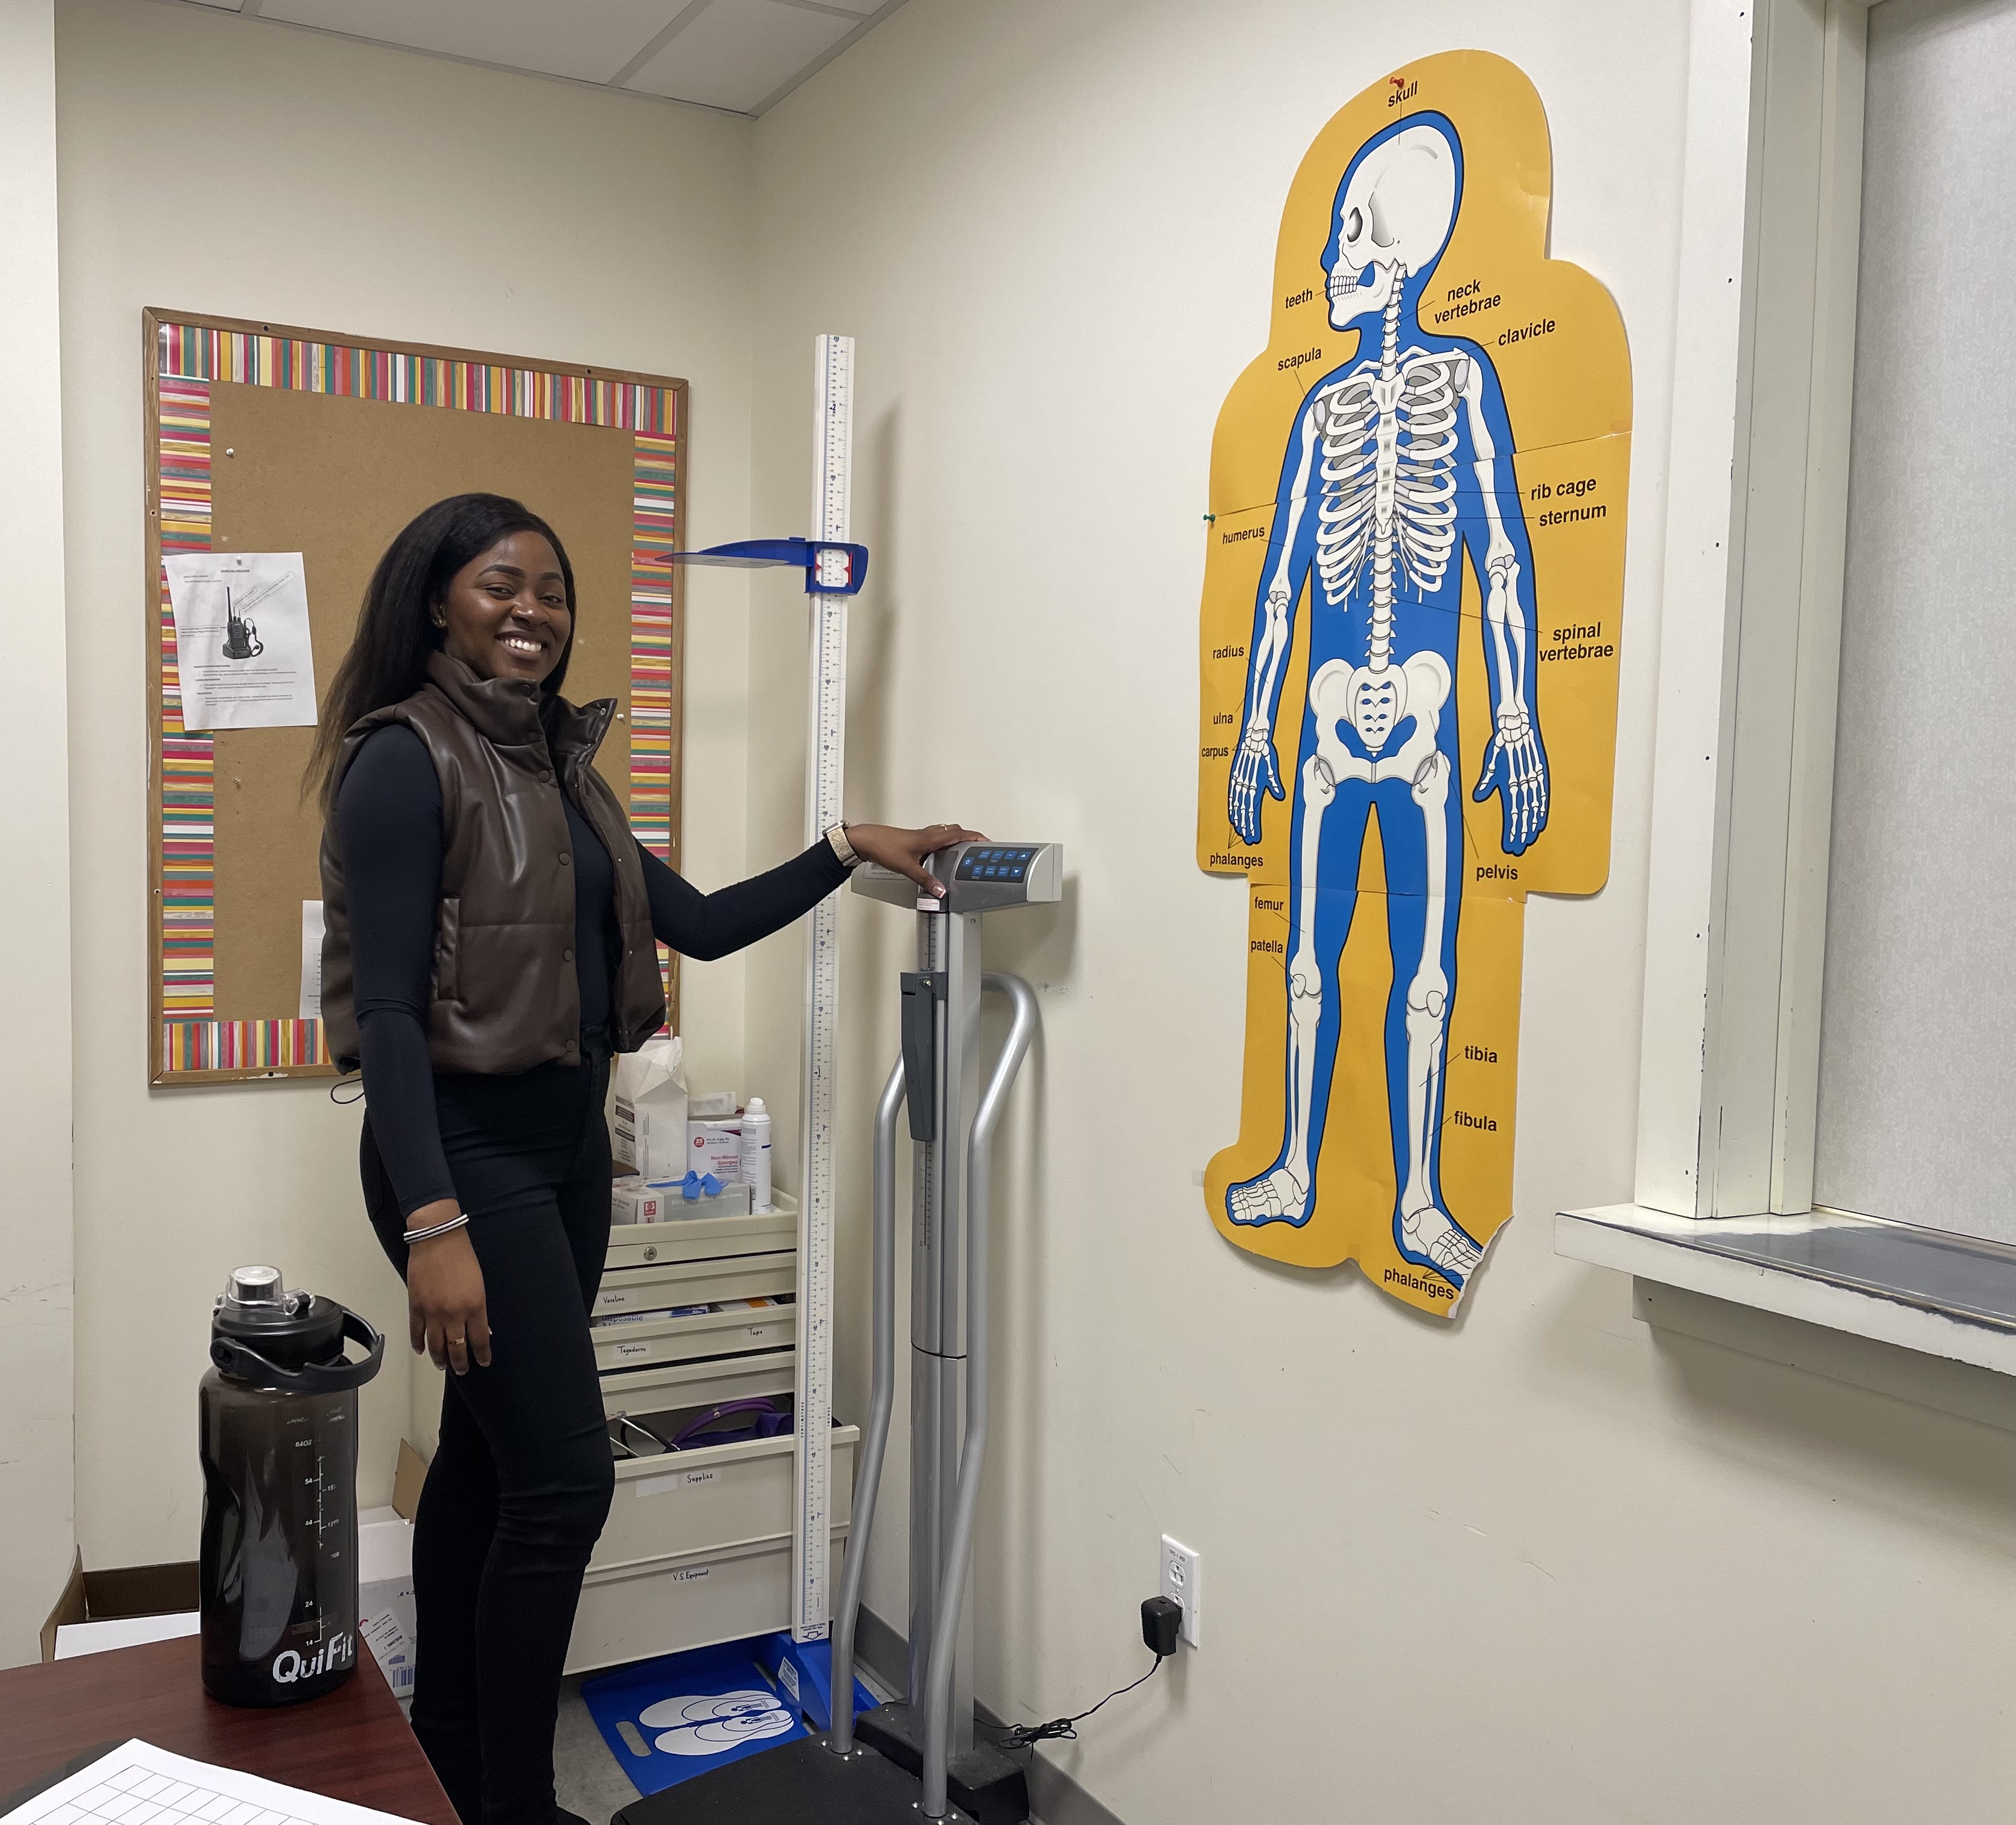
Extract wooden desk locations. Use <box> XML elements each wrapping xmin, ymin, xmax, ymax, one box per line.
<box><xmin>0</xmin><ymin>1639</ymin><xmax>456</xmax><ymax>1825</ymax></box>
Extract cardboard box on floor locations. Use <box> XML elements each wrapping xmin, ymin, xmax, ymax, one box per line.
<box><xmin>391</xmin><ymin>1436</ymin><xmax>426</xmax><ymax>1520</ymax></box>
<box><xmin>360</xmin><ymin>1439</ymin><xmax>428</xmax><ymax>1711</ymax></box>
<box><xmin>40</xmin><ymin>1555</ymin><xmax>199</xmax><ymax>1663</ymax></box>
<box><xmin>40</xmin><ymin>1438</ymin><xmax>431</xmax><ymax>1682</ymax></box>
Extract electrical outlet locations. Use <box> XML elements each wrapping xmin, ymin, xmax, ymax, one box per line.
<box><xmin>1160</xmin><ymin>1535</ymin><xmax>1201</xmax><ymax>1647</ymax></box>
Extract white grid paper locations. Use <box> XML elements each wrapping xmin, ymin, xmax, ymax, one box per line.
<box><xmin>11</xmin><ymin>1742</ymin><xmax>419</xmax><ymax>1825</ymax></box>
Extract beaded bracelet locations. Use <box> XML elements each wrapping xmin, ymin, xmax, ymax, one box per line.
<box><xmin>404</xmin><ymin>1212</ymin><xmax>470</xmax><ymax>1245</ymax></box>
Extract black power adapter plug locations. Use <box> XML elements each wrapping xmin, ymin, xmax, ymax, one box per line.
<box><xmin>997</xmin><ymin>1599</ymin><xmax>1184</xmax><ymax>1749</ymax></box>
<box><xmin>1140</xmin><ymin>1594</ymin><xmax>1182</xmax><ymax>1658</ymax></box>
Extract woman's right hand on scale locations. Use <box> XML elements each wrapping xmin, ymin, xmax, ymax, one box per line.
<box><xmin>846</xmin><ymin>823</ymin><xmax>987</xmax><ymax>894</ymax></box>
<box><xmin>403</xmin><ymin>1200</ymin><xmax>492</xmax><ymax>1374</ymax></box>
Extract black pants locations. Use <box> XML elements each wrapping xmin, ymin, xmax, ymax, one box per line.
<box><xmin>365</xmin><ymin>1056</ymin><xmax>616</xmax><ymax>1825</ymax></box>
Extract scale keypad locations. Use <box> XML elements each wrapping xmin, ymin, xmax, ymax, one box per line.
<box><xmin>954</xmin><ymin>845</ymin><xmax>1039</xmax><ymax>883</ymax></box>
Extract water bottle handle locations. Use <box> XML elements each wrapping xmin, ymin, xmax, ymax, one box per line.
<box><xmin>211</xmin><ymin>1308</ymin><xmax>385</xmax><ymax>1392</ymax></box>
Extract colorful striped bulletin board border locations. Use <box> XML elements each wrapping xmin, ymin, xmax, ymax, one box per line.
<box><xmin>155</xmin><ymin>322</ymin><xmax>677</xmax><ymax>433</ymax></box>
<box><xmin>147</xmin><ymin>311</ymin><xmax>687</xmax><ymax>1084</ymax></box>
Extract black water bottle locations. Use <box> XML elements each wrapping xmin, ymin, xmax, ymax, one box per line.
<box><xmin>199</xmin><ymin>1265</ymin><xmax>384</xmax><ymax>1707</ymax></box>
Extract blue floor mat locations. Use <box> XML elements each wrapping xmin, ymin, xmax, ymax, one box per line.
<box><xmin>582</xmin><ymin>1642</ymin><xmax>810</xmax><ymax>1795</ymax></box>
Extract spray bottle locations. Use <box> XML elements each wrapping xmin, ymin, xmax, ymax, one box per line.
<box><xmin>740</xmin><ymin>1097</ymin><xmax>773</xmax><ymax>1212</ymax></box>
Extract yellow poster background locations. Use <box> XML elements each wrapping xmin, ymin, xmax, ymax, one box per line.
<box><xmin>1197</xmin><ymin>51</ymin><xmax>1632</xmax><ymax>1314</ymax></box>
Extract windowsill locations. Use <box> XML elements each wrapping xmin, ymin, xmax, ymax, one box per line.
<box><xmin>1554</xmin><ymin>1205</ymin><xmax>2016</xmax><ymax>1376</ymax></box>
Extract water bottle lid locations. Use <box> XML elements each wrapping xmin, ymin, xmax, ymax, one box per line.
<box><xmin>223</xmin><ymin>1264</ymin><xmax>290</xmax><ymax>1310</ymax></box>
<box><xmin>213</xmin><ymin>1264</ymin><xmax>348</xmax><ymax>1378</ymax></box>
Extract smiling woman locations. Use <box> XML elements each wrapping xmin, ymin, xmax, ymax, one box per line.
<box><xmin>303</xmin><ymin>494</ymin><xmax>978</xmax><ymax>1825</ymax></box>
<box><xmin>439</xmin><ymin>530</ymin><xmax>573</xmax><ymax>679</ymax></box>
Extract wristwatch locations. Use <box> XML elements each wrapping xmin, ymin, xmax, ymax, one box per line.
<box><xmin>825</xmin><ymin>823</ymin><xmax>861</xmax><ymax>868</ymax></box>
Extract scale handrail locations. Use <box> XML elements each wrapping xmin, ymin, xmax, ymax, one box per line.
<box><xmin>920</xmin><ymin>971</ymin><xmax>1039</xmax><ymax>1819</ymax></box>
<box><xmin>827</xmin><ymin>1054</ymin><xmax>905</xmax><ymax>1756</ymax></box>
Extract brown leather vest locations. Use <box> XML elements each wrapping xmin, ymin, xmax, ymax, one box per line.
<box><xmin>319</xmin><ymin>651</ymin><xmax>665</xmax><ymax>1074</ymax></box>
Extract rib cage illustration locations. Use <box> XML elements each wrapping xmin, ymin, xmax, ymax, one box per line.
<box><xmin>1309</xmin><ymin>299</ymin><xmax>1463</xmax><ymax>667</ymax></box>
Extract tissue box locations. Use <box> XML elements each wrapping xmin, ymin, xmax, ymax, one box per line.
<box><xmin>611</xmin><ymin>1178</ymin><xmax>671</xmax><ymax>1225</ymax></box>
<box><xmin>613</xmin><ymin>1176</ymin><xmax>754</xmax><ymax>1225</ymax></box>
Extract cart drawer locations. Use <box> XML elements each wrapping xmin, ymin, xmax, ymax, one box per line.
<box><xmin>599</xmin><ymin>1348</ymin><xmax>795</xmax><ymax>1418</ymax></box>
<box><xmin>593</xmin><ymin>1250</ymin><xmax>796</xmax><ymax>1318</ymax></box>
<box><xmin>593</xmin><ymin>1303</ymin><xmax>796</xmax><ymax>1373</ymax></box>
<box><xmin>605</xmin><ymin>1193</ymin><xmax>797</xmax><ymax>1271</ymax></box>
<box><xmin>592</xmin><ymin>1425</ymin><xmax>857</xmax><ymax>1572</ymax></box>
<box><xmin>566</xmin><ymin>1524</ymin><xmax>852</xmax><ymax>1678</ymax></box>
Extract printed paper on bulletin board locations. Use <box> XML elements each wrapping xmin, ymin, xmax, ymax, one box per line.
<box><xmin>146</xmin><ymin>312</ymin><xmax>688</xmax><ymax>1084</ymax></box>
<box><xmin>1193</xmin><ymin>53</ymin><xmax>1632</xmax><ymax>1316</ymax></box>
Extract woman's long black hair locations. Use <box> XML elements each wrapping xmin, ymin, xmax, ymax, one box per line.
<box><xmin>307</xmin><ymin>493</ymin><xmax>576</xmax><ymax>806</ymax></box>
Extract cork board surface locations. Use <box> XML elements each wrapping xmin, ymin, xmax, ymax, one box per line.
<box><xmin>208</xmin><ymin>382</ymin><xmax>639</xmax><ymax>1022</ymax></box>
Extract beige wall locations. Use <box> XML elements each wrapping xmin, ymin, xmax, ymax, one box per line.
<box><xmin>745</xmin><ymin>2</ymin><xmax>2016</xmax><ymax>1820</ymax></box>
<box><xmin>26</xmin><ymin>1</ymin><xmax>2016</xmax><ymax>1809</ymax></box>
<box><xmin>0</xmin><ymin>0</ymin><xmax>75</xmax><ymax>1669</ymax></box>
<box><xmin>54</xmin><ymin>0</ymin><xmax>757</xmax><ymax>1569</ymax></box>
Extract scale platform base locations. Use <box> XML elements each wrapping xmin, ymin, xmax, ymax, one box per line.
<box><xmin>611</xmin><ymin>1732</ymin><xmax>978</xmax><ymax>1825</ymax></box>
<box><xmin>852</xmin><ymin>1703</ymin><xmax>1030</xmax><ymax>1824</ymax></box>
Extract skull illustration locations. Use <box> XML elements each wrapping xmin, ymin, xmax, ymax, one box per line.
<box><xmin>1324</xmin><ymin>122</ymin><xmax>1459</xmax><ymax>328</ymax></box>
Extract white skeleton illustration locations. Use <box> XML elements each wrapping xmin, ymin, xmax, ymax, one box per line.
<box><xmin>1223</xmin><ymin>116</ymin><xmax>1547</xmax><ymax>1288</ymax></box>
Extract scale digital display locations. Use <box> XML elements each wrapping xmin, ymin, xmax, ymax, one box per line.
<box><xmin>954</xmin><ymin>846</ymin><xmax>1039</xmax><ymax>883</ymax></box>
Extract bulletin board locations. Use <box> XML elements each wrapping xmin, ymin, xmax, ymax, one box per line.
<box><xmin>143</xmin><ymin>308</ymin><xmax>688</xmax><ymax>1086</ymax></box>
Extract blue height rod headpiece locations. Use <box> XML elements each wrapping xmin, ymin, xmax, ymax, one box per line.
<box><xmin>662</xmin><ymin>537</ymin><xmax>869</xmax><ymax>596</ymax></box>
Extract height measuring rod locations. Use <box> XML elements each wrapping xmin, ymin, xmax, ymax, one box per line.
<box><xmin>791</xmin><ymin>333</ymin><xmax>854</xmax><ymax>1642</ymax></box>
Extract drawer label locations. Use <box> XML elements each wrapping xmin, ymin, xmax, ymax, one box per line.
<box><xmin>670</xmin><ymin>1565</ymin><xmax>711</xmax><ymax>1584</ymax></box>
<box><xmin>636</xmin><ymin>1467</ymin><xmax>717</xmax><ymax>1498</ymax></box>
<box><xmin>747</xmin><ymin>1326</ymin><xmax>770</xmax><ymax>1340</ymax></box>
<box><xmin>616</xmin><ymin>1341</ymin><xmax>651</xmax><ymax>1359</ymax></box>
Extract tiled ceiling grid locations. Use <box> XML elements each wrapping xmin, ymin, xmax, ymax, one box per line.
<box><xmin>172</xmin><ymin>0</ymin><xmax>906</xmax><ymax>116</ymax></box>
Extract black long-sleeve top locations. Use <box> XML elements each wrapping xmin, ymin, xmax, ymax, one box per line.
<box><xmin>338</xmin><ymin>722</ymin><xmax>847</xmax><ymax>1217</ymax></box>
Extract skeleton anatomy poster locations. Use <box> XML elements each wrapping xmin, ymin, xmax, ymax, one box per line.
<box><xmin>1196</xmin><ymin>51</ymin><xmax>1629</xmax><ymax>1316</ymax></box>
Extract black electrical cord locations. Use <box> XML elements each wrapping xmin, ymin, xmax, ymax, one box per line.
<box><xmin>995</xmin><ymin>1652</ymin><xmax>1168</xmax><ymax>1749</ymax></box>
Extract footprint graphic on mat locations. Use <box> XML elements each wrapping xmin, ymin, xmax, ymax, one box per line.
<box><xmin>639</xmin><ymin>1689</ymin><xmax>795</xmax><ymax>1757</ymax></box>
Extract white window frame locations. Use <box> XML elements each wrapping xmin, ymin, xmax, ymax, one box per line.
<box><xmin>1637</xmin><ymin>0</ymin><xmax>1875</xmax><ymax>1223</ymax></box>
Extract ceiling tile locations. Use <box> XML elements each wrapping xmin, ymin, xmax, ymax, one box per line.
<box><xmin>623</xmin><ymin>0</ymin><xmax>854</xmax><ymax>112</ymax></box>
<box><xmin>258</xmin><ymin>0</ymin><xmax>684</xmax><ymax>85</ymax></box>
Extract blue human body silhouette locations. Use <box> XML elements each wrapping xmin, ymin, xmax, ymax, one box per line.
<box><xmin>1224</xmin><ymin>114</ymin><xmax>1548</xmax><ymax>1288</ymax></box>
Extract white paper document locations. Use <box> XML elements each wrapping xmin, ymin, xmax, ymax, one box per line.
<box><xmin>164</xmin><ymin>552</ymin><xmax>319</xmax><ymax>730</ymax></box>
<box><xmin>300</xmin><ymin>899</ymin><xmax>326</xmax><ymax>1021</ymax></box>
<box><xmin>53</xmin><ymin>1610</ymin><xmax>198</xmax><ymax>1660</ymax></box>
<box><xmin>7</xmin><ymin>1739</ymin><xmax>421</xmax><ymax>1825</ymax></box>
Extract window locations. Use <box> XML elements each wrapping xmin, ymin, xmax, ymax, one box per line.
<box><xmin>1564</xmin><ymin>0</ymin><xmax>2014</xmax><ymax>1366</ymax></box>
<box><xmin>1810</xmin><ymin>0</ymin><xmax>2016</xmax><ymax>1249</ymax></box>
